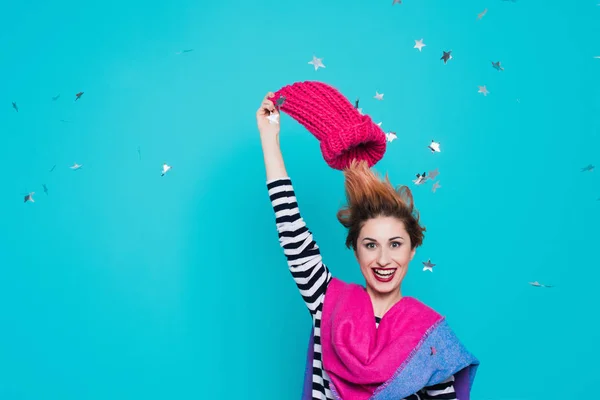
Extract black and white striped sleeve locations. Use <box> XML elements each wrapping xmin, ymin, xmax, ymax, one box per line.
<box><xmin>419</xmin><ymin>375</ymin><xmax>458</xmax><ymax>400</ymax></box>
<box><xmin>266</xmin><ymin>177</ymin><xmax>332</xmax><ymax>316</ymax></box>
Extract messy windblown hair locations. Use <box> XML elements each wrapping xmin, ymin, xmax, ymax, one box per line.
<box><xmin>336</xmin><ymin>159</ymin><xmax>426</xmax><ymax>250</ymax></box>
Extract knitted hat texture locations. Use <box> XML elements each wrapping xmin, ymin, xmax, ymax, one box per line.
<box><xmin>270</xmin><ymin>81</ymin><xmax>387</xmax><ymax>170</ymax></box>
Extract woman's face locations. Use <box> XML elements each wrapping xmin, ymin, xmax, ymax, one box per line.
<box><xmin>355</xmin><ymin>216</ymin><xmax>416</xmax><ymax>296</ymax></box>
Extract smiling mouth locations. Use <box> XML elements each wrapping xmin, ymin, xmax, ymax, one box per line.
<box><xmin>372</xmin><ymin>268</ymin><xmax>397</xmax><ymax>282</ymax></box>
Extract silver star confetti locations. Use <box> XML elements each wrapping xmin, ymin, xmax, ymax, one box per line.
<box><xmin>581</xmin><ymin>164</ymin><xmax>595</xmax><ymax>172</ymax></box>
<box><xmin>441</xmin><ymin>51</ymin><xmax>452</xmax><ymax>64</ymax></box>
<box><xmin>161</xmin><ymin>163</ymin><xmax>171</xmax><ymax>176</ymax></box>
<box><xmin>267</xmin><ymin>111</ymin><xmax>279</xmax><ymax>125</ymax></box>
<box><xmin>24</xmin><ymin>192</ymin><xmax>35</xmax><ymax>203</ymax></box>
<box><xmin>414</xmin><ymin>39</ymin><xmax>426</xmax><ymax>52</ymax></box>
<box><xmin>422</xmin><ymin>259</ymin><xmax>436</xmax><ymax>272</ymax></box>
<box><xmin>529</xmin><ymin>281</ymin><xmax>553</xmax><ymax>288</ymax></box>
<box><xmin>308</xmin><ymin>55</ymin><xmax>325</xmax><ymax>71</ymax></box>
<box><xmin>428</xmin><ymin>140</ymin><xmax>441</xmax><ymax>153</ymax></box>
<box><xmin>428</xmin><ymin>168</ymin><xmax>440</xmax><ymax>180</ymax></box>
<box><xmin>492</xmin><ymin>61</ymin><xmax>504</xmax><ymax>71</ymax></box>
<box><xmin>413</xmin><ymin>172</ymin><xmax>428</xmax><ymax>185</ymax></box>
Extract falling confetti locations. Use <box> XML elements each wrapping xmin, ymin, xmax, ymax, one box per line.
<box><xmin>492</xmin><ymin>61</ymin><xmax>504</xmax><ymax>71</ymax></box>
<box><xmin>477</xmin><ymin>8</ymin><xmax>488</xmax><ymax>19</ymax></box>
<box><xmin>386</xmin><ymin>132</ymin><xmax>397</xmax><ymax>142</ymax></box>
<box><xmin>42</xmin><ymin>184</ymin><xmax>48</xmax><ymax>195</ymax></box>
<box><xmin>49</xmin><ymin>165</ymin><xmax>56</xmax><ymax>172</ymax></box>
<box><xmin>441</xmin><ymin>51</ymin><xmax>453</xmax><ymax>64</ymax></box>
<box><xmin>354</xmin><ymin>98</ymin><xmax>359</xmax><ymax>109</ymax></box>
<box><xmin>432</xmin><ymin>181</ymin><xmax>441</xmax><ymax>193</ymax></box>
<box><xmin>161</xmin><ymin>163</ymin><xmax>171</xmax><ymax>176</ymax></box>
<box><xmin>137</xmin><ymin>146</ymin><xmax>141</xmax><ymax>160</ymax></box>
<box><xmin>175</xmin><ymin>49</ymin><xmax>194</xmax><ymax>54</ymax></box>
<box><xmin>52</xmin><ymin>94</ymin><xmax>60</xmax><ymax>101</ymax></box>
<box><xmin>308</xmin><ymin>55</ymin><xmax>325</xmax><ymax>71</ymax></box>
<box><xmin>276</xmin><ymin>96</ymin><xmax>286</xmax><ymax>107</ymax></box>
<box><xmin>478</xmin><ymin>86</ymin><xmax>489</xmax><ymax>96</ymax></box>
<box><xmin>267</xmin><ymin>111</ymin><xmax>279</xmax><ymax>124</ymax></box>
<box><xmin>428</xmin><ymin>140</ymin><xmax>441</xmax><ymax>153</ymax></box>
<box><xmin>413</xmin><ymin>172</ymin><xmax>428</xmax><ymax>185</ymax></box>
<box><xmin>423</xmin><ymin>259</ymin><xmax>435</xmax><ymax>272</ymax></box>
<box><xmin>581</xmin><ymin>164</ymin><xmax>595</xmax><ymax>172</ymax></box>
<box><xmin>75</xmin><ymin>92</ymin><xmax>84</xmax><ymax>101</ymax></box>
<box><xmin>428</xmin><ymin>168</ymin><xmax>440</xmax><ymax>180</ymax></box>
<box><xmin>430</xmin><ymin>346</ymin><xmax>436</xmax><ymax>356</ymax></box>
<box><xmin>70</xmin><ymin>163</ymin><xmax>83</xmax><ymax>170</ymax></box>
<box><xmin>12</xmin><ymin>102</ymin><xmax>18</xmax><ymax>112</ymax></box>
<box><xmin>374</xmin><ymin>91</ymin><xmax>384</xmax><ymax>101</ymax></box>
<box><xmin>414</xmin><ymin>39</ymin><xmax>426</xmax><ymax>52</ymax></box>
<box><xmin>24</xmin><ymin>192</ymin><xmax>35</xmax><ymax>203</ymax></box>
<box><xmin>529</xmin><ymin>281</ymin><xmax>553</xmax><ymax>288</ymax></box>
<box><xmin>392</xmin><ymin>0</ymin><xmax>401</xmax><ymax>4</ymax></box>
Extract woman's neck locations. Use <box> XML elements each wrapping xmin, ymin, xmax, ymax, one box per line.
<box><xmin>368</xmin><ymin>287</ymin><xmax>403</xmax><ymax>318</ymax></box>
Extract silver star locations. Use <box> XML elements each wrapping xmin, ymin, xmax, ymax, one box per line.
<box><xmin>423</xmin><ymin>259</ymin><xmax>436</xmax><ymax>272</ymax></box>
<box><xmin>308</xmin><ymin>55</ymin><xmax>325</xmax><ymax>71</ymax></box>
<box><xmin>414</xmin><ymin>39</ymin><xmax>426</xmax><ymax>52</ymax></box>
<box><xmin>428</xmin><ymin>168</ymin><xmax>440</xmax><ymax>180</ymax></box>
<box><xmin>267</xmin><ymin>112</ymin><xmax>279</xmax><ymax>125</ymax></box>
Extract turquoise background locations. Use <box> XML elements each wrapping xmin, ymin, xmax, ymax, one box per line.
<box><xmin>1</xmin><ymin>0</ymin><xmax>598</xmax><ymax>399</ymax></box>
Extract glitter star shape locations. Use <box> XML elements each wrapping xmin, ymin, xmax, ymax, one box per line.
<box><xmin>441</xmin><ymin>51</ymin><xmax>452</xmax><ymax>64</ymax></box>
<box><xmin>374</xmin><ymin>91</ymin><xmax>384</xmax><ymax>101</ymax></box>
<box><xmin>428</xmin><ymin>168</ymin><xmax>440</xmax><ymax>180</ymax></box>
<box><xmin>423</xmin><ymin>259</ymin><xmax>436</xmax><ymax>272</ymax></box>
<box><xmin>428</xmin><ymin>140</ymin><xmax>441</xmax><ymax>153</ymax></box>
<box><xmin>414</xmin><ymin>39</ymin><xmax>426</xmax><ymax>52</ymax></box>
<box><xmin>478</xmin><ymin>85</ymin><xmax>489</xmax><ymax>96</ymax></box>
<box><xmin>267</xmin><ymin>112</ymin><xmax>279</xmax><ymax>124</ymax></box>
<box><xmin>308</xmin><ymin>55</ymin><xmax>325</xmax><ymax>71</ymax></box>
<box><xmin>491</xmin><ymin>61</ymin><xmax>504</xmax><ymax>71</ymax></box>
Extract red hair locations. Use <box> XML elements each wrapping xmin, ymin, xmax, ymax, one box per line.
<box><xmin>336</xmin><ymin>159</ymin><xmax>426</xmax><ymax>250</ymax></box>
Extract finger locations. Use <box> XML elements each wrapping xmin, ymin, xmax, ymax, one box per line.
<box><xmin>265</xmin><ymin>92</ymin><xmax>274</xmax><ymax>99</ymax></box>
<box><xmin>256</xmin><ymin>105</ymin><xmax>274</xmax><ymax>116</ymax></box>
<box><xmin>261</xmin><ymin>99</ymin><xmax>275</xmax><ymax>109</ymax></box>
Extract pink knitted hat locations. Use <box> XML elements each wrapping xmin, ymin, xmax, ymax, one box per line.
<box><xmin>270</xmin><ymin>81</ymin><xmax>387</xmax><ymax>170</ymax></box>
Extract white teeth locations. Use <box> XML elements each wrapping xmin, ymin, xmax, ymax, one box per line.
<box><xmin>374</xmin><ymin>269</ymin><xmax>396</xmax><ymax>277</ymax></box>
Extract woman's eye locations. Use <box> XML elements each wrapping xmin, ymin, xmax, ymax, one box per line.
<box><xmin>366</xmin><ymin>243</ymin><xmax>376</xmax><ymax>249</ymax></box>
<box><xmin>391</xmin><ymin>242</ymin><xmax>402</xmax><ymax>248</ymax></box>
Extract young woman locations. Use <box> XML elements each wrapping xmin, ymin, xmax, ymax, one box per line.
<box><xmin>257</xmin><ymin>92</ymin><xmax>479</xmax><ymax>400</ymax></box>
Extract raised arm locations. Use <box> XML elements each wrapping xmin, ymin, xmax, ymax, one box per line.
<box><xmin>257</xmin><ymin>92</ymin><xmax>332</xmax><ymax>317</ymax></box>
<box><xmin>266</xmin><ymin>178</ymin><xmax>332</xmax><ymax>315</ymax></box>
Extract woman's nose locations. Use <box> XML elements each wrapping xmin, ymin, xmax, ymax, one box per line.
<box><xmin>377</xmin><ymin>251</ymin><xmax>391</xmax><ymax>266</ymax></box>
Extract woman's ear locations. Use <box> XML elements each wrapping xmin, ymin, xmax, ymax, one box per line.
<box><xmin>410</xmin><ymin>248</ymin><xmax>416</xmax><ymax>261</ymax></box>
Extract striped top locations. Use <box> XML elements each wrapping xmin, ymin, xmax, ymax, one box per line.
<box><xmin>267</xmin><ymin>177</ymin><xmax>458</xmax><ymax>400</ymax></box>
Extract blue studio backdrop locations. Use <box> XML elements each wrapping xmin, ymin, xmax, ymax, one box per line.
<box><xmin>1</xmin><ymin>0</ymin><xmax>598</xmax><ymax>399</ymax></box>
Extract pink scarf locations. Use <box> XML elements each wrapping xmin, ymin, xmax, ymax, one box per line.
<box><xmin>321</xmin><ymin>278</ymin><xmax>443</xmax><ymax>400</ymax></box>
